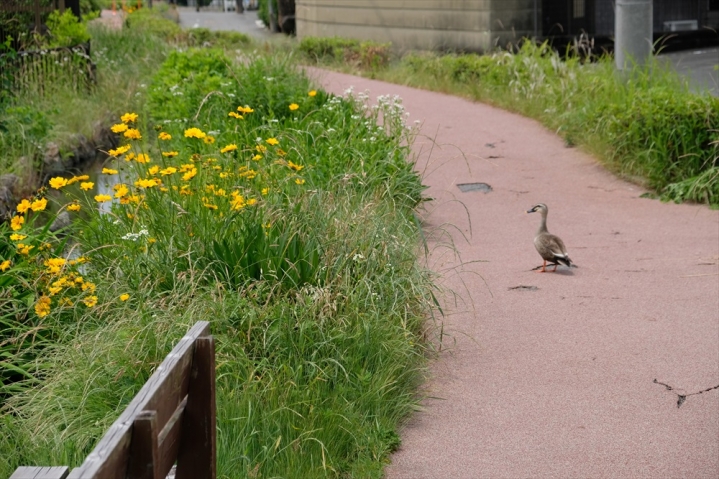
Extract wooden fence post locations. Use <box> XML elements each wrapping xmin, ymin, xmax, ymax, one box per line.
<box><xmin>176</xmin><ymin>336</ymin><xmax>216</xmax><ymax>479</ymax></box>
<box><xmin>127</xmin><ymin>411</ymin><xmax>161</xmax><ymax>479</ymax></box>
<box><xmin>34</xmin><ymin>0</ymin><xmax>41</xmax><ymax>31</ymax></box>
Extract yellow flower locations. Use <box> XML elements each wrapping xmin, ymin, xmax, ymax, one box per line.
<box><xmin>10</xmin><ymin>215</ymin><xmax>24</xmax><ymax>231</ymax></box>
<box><xmin>31</xmin><ymin>198</ymin><xmax>47</xmax><ymax>212</ymax></box>
<box><xmin>261</xmin><ymin>187</ymin><xmax>269</xmax><ymax>195</ymax></box>
<box><xmin>237</xmin><ymin>105</ymin><xmax>254</xmax><ymax>114</ymax></box>
<box><xmin>256</xmin><ymin>145</ymin><xmax>267</xmax><ymax>153</ymax></box>
<box><xmin>266</xmin><ymin>138</ymin><xmax>279</xmax><ymax>146</ymax></box>
<box><xmin>82</xmin><ymin>295</ymin><xmax>98</xmax><ymax>308</ymax></box>
<box><xmin>82</xmin><ymin>281</ymin><xmax>96</xmax><ymax>293</ymax></box>
<box><xmin>111</xmin><ymin>123</ymin><xmax>128</xmax><ymax>133</ymax></box>
<box><xmin>160</xmin><ymin>167</ymin><xmax>177</xmax><ymax>176</ymax></box>
<box><xmin>277</xmin><ymin>148</ymin><xmax>287</xmax><ymax>157</ymax></box>
<box><xmin>309</xmin><ymin>90</ymin><xmax>317</xmax><ymax>97</ymax></box>
<box><xmin>239</xmin><ymin>169</ymin><xmax>257</xmax><ymax>180</ymax></box>
<box><xmin>228</xmin><ymin>112</ymin><xmax>243</xmax><ymax>119</ymax></box>
<box><xmin>16</xmin><ymin>199</ymin><xmax>32</xmax><ymax>213</ymax></box>
<box><xmin>230</xmin><ymin>193</ymin><xmax>246</xmax><ymax>211</ymax></box>
<box><xmin>124</xmin><ymin>128</ymin><xmax>142</xmax><ymax>140</ymax></box>
<box><xmin>102</xmin><ymin>168</ymin><xmax>119</xmax><ymax>175</ymax></box>
<box><xmin>108</xmin><ymin>144</ymin><xmax>131</xmax><ymax>157</ymax></box>
<box><xmin>10</xmin><ymin>233</ymin><xmax>26</xmax><ymax>241</ymax></box>
<box><xmin>125</xmin><ymin>152</ymin><xmax>136</xmax><ymax>162</ymax></box>
<box><xmin>94</xmin><ymin>194</ymin><xmax>112</xmax><ymax>203</ymax></box>
<box><xmin>203</xmin><ymin>136</ymin><xmax>216</xmax><ymax>144</ymax></box>
<box><xmin>67</xmin><ymin>203</ymin><xmax>81</xmax><ymax>212</ymax></box>
<box><xmin>162</xmin><ymin>151</ymin><xmax>179</xmax><ymax>158</ymax></box>
<box><xmin>44</xmin><ymin>257</ymin><xmax>66</xmax><ymax>274</ymax></box>
<box><xmin>113</xmin><ymin>184</ymin><xmax>129</xmax><ymax>198</ymax></box>
<box><xmin>135</xmin><ymin>178</ymin><xmax>159</xmax><ymax>188</ymax></box>
<box><xmin>204</xmin><ymin>203</ymin><xmax>218</xmax><ymax>210</ymax></box>
<box><xmin>289</xmin><ymin>103</ymin><xmax>299</xmax><ymax>111</ymax></box>
<box><xmin>287</xmin><ymin>160</ymin><xmax>304</xmax><ymax>172</ymax></box>
<box><xmin>72</xmin><ymin>175</ymin><xmax>90</xmax><ymax>183</ymax></box>
<box><xmin>148</xmin><ymin>166</ymin><xmax>160</xmax><ymax>175</ymax></box>
<box><xmin>120</xmin><ymin>293</ymin><xmax>130</xmax><ymax>301</ymax></box>
<box><xmin>220</xmin><ymin>144</ymin><xmax>238</xmax><ymax>153</ymax></box>
<box><xmin>59</xmin><ymin>297</ymin><xmax>73</xmax><ymax>306</ymax></box>
<box><xmin>184</xmin><ymin>127</ymin><xmax>206</xmax><ymax>139</ymax></box>
<box><xmin>49</xmin><ymin>177</ymin><xmax>68</xmax><ymax>189</ymax></box>
<box><xmin>17</xmin><ymin>243</ymin><xmax>33</xmax><ymax>255</ymax></box>
<box><xmin>252</xmin><ymin>154</ymin><xmax>263</xmax><ymax>161</ymax></box>
<box><xmin>80</xmin><ymin>182</ymin><xmax>94</xmax><ymax>191</ymax></box>
<box><xmin>158</xmin><ymin>132</ymin><xmax>172</xmax><ymax>140</ymax></box>
<box><xmin>182</xmin><ymin>167</ymin><xmax>198</xmax><ymax>181</ymax></box>
<box><xmin>121</xmin><ymin>112</ymin><xmax>138</xmax><ymax>123</ymax></box>
<box><xmin>219</xmin><ymin>172</ymin><xmax>230</xmax><ymax>179</ymax></box>
<box><xmin>136</xmin><ymin>153</ymin><xmax>151</xmax><ymax>164</ymax></box>
<box><xmin>246</xmin><ymin>198</ymin><xmax>257</xmax><ymax>206</ymax></box>
<box><xmin>35</xmin><ymin>296</ymin><xmax>51</xmax><ymax>318</ymax></box>
<box><xmin>0</xmin><ymin>259</ymin><xmax>11</xmax><ymax>271</ymax></box>
<box><xmin>295</xmin><ymin>178</ymin><xmax>305</xmax><ymax>185</ymax></box>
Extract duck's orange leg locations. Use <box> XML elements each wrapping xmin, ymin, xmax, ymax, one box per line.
<box><xmin>551</xmin><ymin>263</ymin><xmax>558</xmax><ymax>272</ymax></box>
<box><xmin>537</xmin><ymin>260</ymin><xmax>547</xmax><ymax>272</ymax></box>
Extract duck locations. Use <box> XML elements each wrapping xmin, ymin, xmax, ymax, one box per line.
<box><xmin>526</xmin><ymin>203</ymin><xmax>574</xmax><ymax>272</ymax></box>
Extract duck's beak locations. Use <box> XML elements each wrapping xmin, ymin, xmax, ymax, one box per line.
<box><xmin>526</xmin><ymin>209</ymin><xmax>535</xmax><ymax>214</ymax></box>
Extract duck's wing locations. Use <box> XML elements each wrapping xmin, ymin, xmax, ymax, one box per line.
<box><xmin>545</xmin><ymin>234</ymin><xmax>573</xmax><ymax>266</ymax></box>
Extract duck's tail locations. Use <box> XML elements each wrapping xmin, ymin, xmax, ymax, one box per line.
<box><xmin>554</xmin><ymin>254</ymin><xmax>574</xmax><ymax>268</ymax></box>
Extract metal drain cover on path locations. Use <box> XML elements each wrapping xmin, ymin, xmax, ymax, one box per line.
<box><xmin>457</xmin><ymin>182</ymin><xmax>492</xmax><ymax>193</ymax></box>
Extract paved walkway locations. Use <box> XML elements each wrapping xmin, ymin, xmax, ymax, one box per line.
<box><xmin>307</xmin><ymin>69</ymin><xmax>719</xmax><ymax>478</ymax></box>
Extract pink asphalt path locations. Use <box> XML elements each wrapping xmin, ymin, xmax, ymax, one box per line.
<box><xmin>308</xmin><ymin>68</ymin><xmax>719</xmax><ymax>479</ymax></box>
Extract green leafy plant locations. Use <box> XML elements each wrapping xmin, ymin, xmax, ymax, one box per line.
<box><xmin>45</xmin><ymin>10</ymin><xmax>91</xmax><ymax>48</ymax></box>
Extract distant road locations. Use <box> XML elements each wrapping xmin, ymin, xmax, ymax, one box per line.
<box><xmin>661</xmin><ymin>47</ymin><xmax>719</xmax><ymax>97</ymax></box>
<box><xmin>176</xmin><ymin>6</ymin><xmax>274</xmax><ymax>40</ymax></box>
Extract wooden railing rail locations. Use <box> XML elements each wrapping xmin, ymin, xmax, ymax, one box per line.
<box><xmin>10</xmin><ymin>321</ymin><xmax>216</xmax><ymax>479</ymax></box>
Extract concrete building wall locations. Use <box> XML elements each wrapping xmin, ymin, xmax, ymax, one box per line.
<box><xmin>296</xmin><ymin>0</ymin><xmax>538</xmax><ymax>53</ymax></box>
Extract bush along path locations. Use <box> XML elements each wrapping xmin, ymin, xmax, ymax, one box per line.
<box><xmin>0</xmin><ymin>52</ymin><xmax>434</xmax><ymax>478</ymax></box>
<box><xmin>309</xmin><ymin>67</ymin><xmax>719</xmax><ymax>478</ymax></box>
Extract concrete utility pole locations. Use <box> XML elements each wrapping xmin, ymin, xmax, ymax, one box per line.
<box><xmin>615</xmin><ymin>0</ymin><xmax>653</xmax><ymax>70</ymax></box>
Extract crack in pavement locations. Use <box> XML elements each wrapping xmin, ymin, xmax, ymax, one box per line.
<box><xmin>653</xmin><ymin>379</ymin><xmax>719</xmax><ymax>408</ymax></box>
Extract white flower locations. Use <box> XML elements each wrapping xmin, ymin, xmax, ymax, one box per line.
<box><xmin>121</xmin><ymin>229</ymin><xmax>149</xmax><ymax>242</ymax></box>
<box><xmin>352</xmin><ymin>253</ymin><xmax>365</xmax><ymax>262</ymax></box>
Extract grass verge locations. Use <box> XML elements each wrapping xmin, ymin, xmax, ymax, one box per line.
<box><xmin>0</xmin><ymin>27</ymin><xmax>435</xmax><ymax>478</ymax></box>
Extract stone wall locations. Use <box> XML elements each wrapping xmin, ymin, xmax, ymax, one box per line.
<box><xmin>296</xmin><ymin>0</ymin><xmax>538</xmax><ymax>53</ymax></box>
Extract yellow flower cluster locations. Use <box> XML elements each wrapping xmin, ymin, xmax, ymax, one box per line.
<box><xmin>7</xmin><ymin>97</ymin><xmax>322</xmax><ymax>320</ymax></box>
<box><xmin>184</xmin><ymin>127</ymin><xmax>207</xmax><ymax>139</ymax></box>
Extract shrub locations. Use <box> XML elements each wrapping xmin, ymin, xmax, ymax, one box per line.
<box><xmin>299</xmin><ymin>36</ymin><xmax>391</xmax><ymax>70</ymax></box>
<box><xmin>45</xmin><ymin>10</ymin><xmax>91</xmax><ymax>48</ymax></box>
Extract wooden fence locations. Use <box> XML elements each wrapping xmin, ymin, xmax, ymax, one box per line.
<box><xmin>0</xmin><ymin>0</ymin><xmax>67</xmax><ymax>50</ymax></box>
<box><xmin>10</xmin><ymin>321</ymin><xmax>217</xmax><ymax>479</ymax></box>
<box><xmin>2</xmin><ymin>42</ymin><xmax>96</xmax><ymax>94</ymax></box>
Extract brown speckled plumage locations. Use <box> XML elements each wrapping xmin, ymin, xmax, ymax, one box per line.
<box><xmin>526</xmin><ymin>203</ymin><xmax>574</xmax><ymax>272</ymax></box>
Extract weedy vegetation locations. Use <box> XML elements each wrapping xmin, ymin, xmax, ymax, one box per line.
<box><xmin>0</xmin><ymin>7</ymin><xmax>436</xmax><ymax>479</ymax></box>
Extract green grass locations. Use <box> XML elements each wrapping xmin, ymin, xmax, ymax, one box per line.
<box><xmin>298</xmin><ymin>37</ymin><xmax>719</xmax><ymax>206</ymax></box>
<box><xmin>0</xmin><ymin>28</ymin><xmax>436</xmax><ymax>478</ymax></box>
